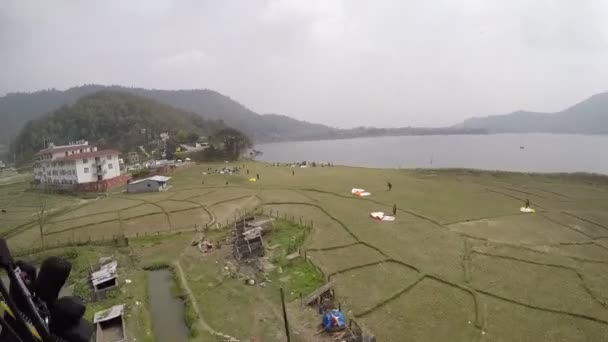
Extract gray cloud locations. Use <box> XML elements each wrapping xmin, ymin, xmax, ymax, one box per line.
<box><xmin>1</xmin><ymin>0</ymin><xmax>608</xmax><ymax>127</ymax></box>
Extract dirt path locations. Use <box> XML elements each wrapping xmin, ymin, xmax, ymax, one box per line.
<box><xmin>174</xmin><ymin>260</ymin><xmax>240</xmax><ymax>341</ymax></box>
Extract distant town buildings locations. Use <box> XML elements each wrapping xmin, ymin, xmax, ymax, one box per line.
<box><xmin>178</xmin><ymin>142</ymin><xmax>209</xmax><ymax>152</ymax></box>
<box><xmin>33</xmin><ymin>141</ymin><xmax>126</xmax><ymax>191</ymax></box>
<box><xmin>126</xmin><ymin>152</ymin><xmax>140</xmax><ymax>165</ymax></box>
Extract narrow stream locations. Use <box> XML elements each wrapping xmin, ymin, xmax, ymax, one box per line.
<box><xmin>147</xmin><ymin>269</ymin><xmax>189</xmax><ymax>342</ymax></box>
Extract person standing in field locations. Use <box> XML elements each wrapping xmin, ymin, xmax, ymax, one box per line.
<box><xmin>392</xmin><ymin>203</ymin><xmax>397</xmax><ymax>216</ymax></box>
<box><xmin>525</xmin><ymin>199</ymin><xmax>530</xmax><ymax>208</ymax></box>
<box><xmin>256</xmin><ymin>173</ymin><xmax>260</xmax><ymax>180</ymax></box>
<box><xmin>387</xmin><ymin>182</ymin><xmax>392</xmax><ymax>191</ymax></box>
<box><xmin>292</xmin><ymin>170</ymin><xmax>295</xmax><ymax>176</ymax></box>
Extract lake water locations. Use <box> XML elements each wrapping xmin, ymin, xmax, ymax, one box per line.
<box><xmin>147</xmin><ymin>269</ymin><xmax>189</xmax><ymax>342</ymax></box>
<box><xmin>257</xmin><ymin>134</ymin><xmax>608</xmax><ymax>174</ymax></box>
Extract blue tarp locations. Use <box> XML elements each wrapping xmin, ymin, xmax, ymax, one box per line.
<box><xmin>322</xmin><ymin>309</ymin><xmax>346</xmax><ymax>331</ymax></box>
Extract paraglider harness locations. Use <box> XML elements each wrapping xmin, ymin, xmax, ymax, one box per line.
<box><xmin>0</xmin><ymin>238</ymin><xmax>94</xmax><ymax>342</ymax></box>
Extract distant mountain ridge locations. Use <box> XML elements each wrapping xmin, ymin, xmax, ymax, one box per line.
<box><xmin>0</xmin><ymin>85</ymin><xmax>336</xmax><ymax>144</ymax></box>
<box><xmin>459</xmin><ymin>92</ymin><xmax>608</xmax><ymax>134</ymax></box>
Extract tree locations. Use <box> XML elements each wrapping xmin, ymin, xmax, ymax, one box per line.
<box><xmin>186</xmin><ymin>131</ymin><xmax>199</xmax><ymax>143</ymax></box>
<box><xmin>212</xmin><ymin>128</ymin><xmax>252</xmax><ymax>160</ymax></box>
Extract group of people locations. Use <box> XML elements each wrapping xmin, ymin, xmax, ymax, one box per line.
<box><xmin>270</xmin><ymin>161</ymin><xmax>334</xmax><ymax>167</ymax></box>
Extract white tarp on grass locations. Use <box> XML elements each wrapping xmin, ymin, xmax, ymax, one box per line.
<box><xmin>370</xmin><ymin>212</ymin><xmax>395</xmax><ymax>222</ymax></box>
<box><xmin>351</xmin><ymin>188</ymin><xmax>371</xmax><ymax>197</ymax></box>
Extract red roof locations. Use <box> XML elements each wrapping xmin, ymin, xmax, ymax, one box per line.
<box><xmin>36</xmin><ymin>145</ymin><xmax>92</xmax><ymax>155</ymax></box>
<box><xmin>55</xmin><ymin>149</ymin><xmax>121</xmax><ymax>161</ymax></box>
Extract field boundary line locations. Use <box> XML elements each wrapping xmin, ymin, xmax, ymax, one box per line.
<box><xmin>444</xmin><ymin>212</ymin><xmax>528</xmax><ymax>226</ymax></box>
<box><xmin>306</xmin><ymin>242</ymin><xmax>361</xmax><ymax>252</ymax></box>
<box><xmin>355</xmin><ymin>274</ymin><xmax>426</xmax><ymax>317</ymax></box>
<box><xmin>474</xmin><ymin>287</ymin><xmax>608</xmax><ymax>325</ymax></box>
<box><xmin>115</xmin><ymin>196</ymin><xmax>173</xmax><ymax>229</ymax></box>
<box><xmin>472</xmin><ymin>251</ymin><xmax>608</xmax><ymax>310</ymax></box>
<box><xmin>539</xmin><ymin>213</ymin><xmax>598</xmax><ymax>240</ymax></box>
<box><xmin>48</xmin><ymin>203</ymin><xmax>146</xmax><ymax>224</ymax></box>
<box><xmin>263</xmin><ymin>201</ymin><xmax>359</xmax><ymax>241</ymax></box>
<box><xmin>562</xmin><ymin>212</ymin><xmax>608</xmax><ymax>232</ymax></box>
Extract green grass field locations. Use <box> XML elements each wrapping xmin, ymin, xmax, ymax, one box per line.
<box><xmin>2</xmin><ymin>162</ymin><xmax>608</xmax><ymax>341</ymax></box>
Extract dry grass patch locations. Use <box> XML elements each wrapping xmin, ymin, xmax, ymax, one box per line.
<box><xmin>362</xmin><ymin>278</ymin><xmax>478</xmax><ymax>341</ymax></box>
<box><xmin>122</xmin><ymin>213</ymin><xmax>170</xmax><ymax>235</ymax></box>
<box><xmin>470</xmin><ymin>253</ymin><xmax>608</xmax><ymax>321</ymax></box>
<box><xmin>120</xmin><ymin>203</ymin><xmax>162</xmax><ymax>219</ymax></box>
<box><xmin>448</xmin><ymin>214</ymin><xmax>590</xmax><ymax>244</ymax></box>
<box><xmin>479</xmin><ymin>295</ymin><xmax>608</xmax><ymax>342</ymax></box>
<box><xmin>156</xmin><ymin>200</ymin><xmax>200</xmax><ymax>212</ymax></box>
<box><xmin>169</xmin><ymin>208</ymin><xmax>211</xmax><ymax>230</ymax></box>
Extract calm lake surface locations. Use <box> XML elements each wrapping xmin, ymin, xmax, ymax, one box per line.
<box><xmin>257</xmin><ymin>134</ymin><xmax>608</xmax><ymax>174</ymax></box>
<box><xmin>147</xmin><ymin>269</ymin><xmax>189</xmax><ymax>342</ymax></box>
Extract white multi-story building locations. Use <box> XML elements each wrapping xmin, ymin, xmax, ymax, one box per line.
<box><xmin>33</xmin><ymin>141</ymin><xmax>121</xmax><ymax>186</ymax></box>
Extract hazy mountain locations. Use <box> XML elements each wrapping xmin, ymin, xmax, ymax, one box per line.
<box><xmin>0</xmin><ymin>85</ymin><xmax>336</xmax><ymax>144</ymax></box>
<box><xmin>459</xmin><ymin>92</ymin><xmax>608</xmax><ymax>134</ymax></box>
<box><xmin>11</xmin><ymin>91</ymin><xmax>225</xmax><ymax>162</ymax></box>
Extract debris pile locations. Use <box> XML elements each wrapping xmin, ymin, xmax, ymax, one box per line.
<box><xmin>233</xmin><ymin>216</ymin><xmax>273</xmax><ymax>263</ymax></box>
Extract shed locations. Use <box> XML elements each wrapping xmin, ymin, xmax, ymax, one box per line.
<box><xmin>94</xmin><ymin>304</ymin><xmax>126</xmax><ymax>342</ymax></box>
<box><xmin>91</xmin><ymin>260</ymin><xmax>118</xmax><ymax>292</ymax></box>
<box><xmin>127</xmin><ymin>175</ymin><xmax>171</xmax><ymax>193</ymax></box>
<box><xmin>303</xmin><ymin>281</ymin><xmax>335</xmax><ymax>306</ymax></box>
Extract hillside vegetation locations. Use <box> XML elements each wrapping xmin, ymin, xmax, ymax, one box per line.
<box><xmin>0</xmin><ymin>85</ymin><xmax>334</xmax><ymax>144</ymax></box>
<box><xmin>11</xmin><ymin>91</ymin><xmax>225</xmax><ymax>161</ymax></box>
<box><xmin>460</xmin><ymin>92</ymin><xmax>608</xmax><ymax>134</ymax></box>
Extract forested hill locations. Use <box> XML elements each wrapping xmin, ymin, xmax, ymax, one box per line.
<box><xmin>11</xmin><ymin>91</ymin><xmax>225</xmax><ymax>162</ymax></box>
<box><xmin>459</xmin><ymin>92</ymin><xmax>608</xmax><ymax>134</ymax></box>
<box><xmin>0</xmin><ymin>85</ymin><xmax>336</xmax><ymax>144</ymax></box>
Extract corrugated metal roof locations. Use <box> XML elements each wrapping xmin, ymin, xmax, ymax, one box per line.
<box><xmin>129</xmin><ymin>175</ymin><xmax>171</xmax><ymax>185</ymax></box>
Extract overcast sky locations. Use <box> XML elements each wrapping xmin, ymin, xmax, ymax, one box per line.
<box><xmin>1</xmin><ymin>0</ymin><xmax>608</xmax><ymax>128</ymax></box>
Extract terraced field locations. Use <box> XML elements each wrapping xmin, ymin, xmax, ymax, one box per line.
<box><xmin>2</xmin><ymin>162</ymin><xmax>608</xmax><ymax>341</ymax></box>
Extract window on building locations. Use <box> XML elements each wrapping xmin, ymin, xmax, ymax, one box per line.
<box><xmin>84</xmin><ymin>167</ymin><xmax>89</xmax><ymax>173</ymax></box>
<box><xmin>52</xmin><ymin>170</ymin><xmax>58</xmax><ymax>175</ymax></box>
<box><xmin>83</xmin><ymin>159</ymin><xmax>88</xmax><ymax>164</ymax></box>
<box><xmin>107</xmin><ymin>155</ymin><xmax>112</xmax><ymax>160</ymax></box>
<box><xmin>60</xmin><ymin>170</ymin><xmax>65</xmax><ymax>175</ymax></box>
<box><xmin>51</xmin><ymin>162</ymin><xmax>56</xmax><ymax>167</ymax></box>
<box><xmin>65</xmin><ymin>152</ymin><xmax>68</xmax><ymax>156</ymax></box>
<box><xmin>59</xmin><ymin>161</ymin><xmax>64</xmax><ymax>166</ymax></box>
<box><xmin>47</xmin><ymin>171</ymin><xmax>51</xmax><ymax>176</ymax></box>
<box><xmin>108</xmin><ymin>163</ymin><xmax>113</xmax><ymax>169</ymax></box>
